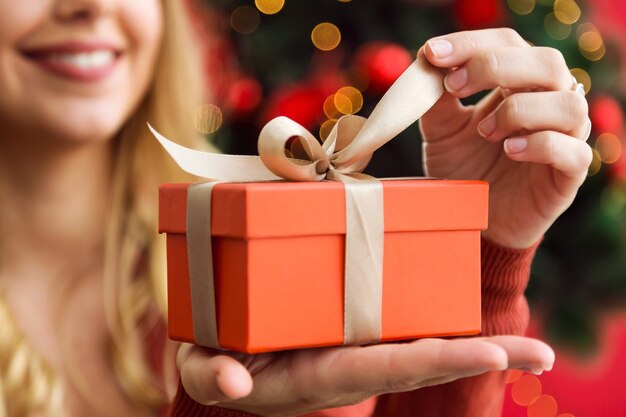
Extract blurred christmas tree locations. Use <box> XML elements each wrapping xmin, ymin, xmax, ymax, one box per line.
<box><xmin>192</xmin><ymin>0</ymin><xmax>626</xmax><ymax>354</ymax></box>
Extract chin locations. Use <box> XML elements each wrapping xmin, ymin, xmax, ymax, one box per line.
<box><xmin>40</xmin><ymin>100</ymin><xmax>135</xmax><ymax>145</ymax></box>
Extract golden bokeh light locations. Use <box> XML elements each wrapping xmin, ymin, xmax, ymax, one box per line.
<box><xmin>334</xmin><ymin>93</ymin><xmax>353</xmax><ymax>114</ymax></box>
<box><xmin>323</xmin><ymin>95</ymin><xmax>342</xmax><ymax>119</ymax></box>
<box><xmin>576</xmin><ymin>22</ymin><xmax>597</xmax><ymax>37</ymax></box>
<box><xmin>554</xmin><ymin>0</ymin><xmax>581</xmax><ymax>24</ymax></box>
<box><xmin>576</xmin><ymin>24</ymin><xmax>606</xmax><ymax>61</ymax></box>
<box><xmin>311</xmin><ymin>22</ymin><xmax>341</xmax><ymax>51</ymax></box>
<box><xmin>579</xmin><ymin>31</ymin><xmax>603</xmax><ymax>52</ymax></box>
<box><xmin>544</xmin><ymin>13</ymin><xmax>571</xmax><ymax>40</ymax></box>
<box><xmin>254</xmin><ymin>0</ymin><xmax>284</xmax><ymax>15</ymax></box>
<box><xmin>511</xmin><ymin>375</ymin><xmax>542</xmax><ymax>406</ymax></box>
<box><xmin>194</xmin><ymin>104</ymin><xmax>223</xmax><ymax>134</ymax></box>
<box><xmin>320</xmin><ymin>119</ymin><xmax>337</xmax><ymax>142</ymax></box>
<box><xmin>596</xmin><ymin>133</ymin><xmax>622</xmax><ymax>164</ymax></box>
<box><xmin>527</xmin><ymin>394</ymin><xmax>558</xmax><ymax>417</ymax></box>
<box><xmin>581</xmin><ymin>43</ymin><xmax>606</xmax><ymax>61</ymax></box>
<box><xmin>230</xmin><ymin>6</ymin><xmax>260</xmax><ymax>34</ymax></box>
<box><xmin>334</xmin><ymin>86</ymin><xmax>363</xmax><ymax>115</ymax></box>
<box><xmin>570</xmin><ymin>68</ymin><xmax>591</xmax><ymax>94</ymax></box>
<box><xmin>588</xmin><ymin>148</ymin><xmax>602</xmax><ymax>176</ymax></box>
<box><xmin>508</xmin><ymin>0</ymin><xmax>535</xmax><ymax>15</ymax></box>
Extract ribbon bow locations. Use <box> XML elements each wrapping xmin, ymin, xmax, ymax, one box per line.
<box><xmin>150</xmin><ymin>56</ymin><xmax>444</xmax><ymax>349</ymax></box>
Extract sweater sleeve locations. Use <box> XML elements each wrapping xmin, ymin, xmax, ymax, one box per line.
<box><xmin>168</xmin><ymin>237</ymin><xmax>539</xmax><ymax>417</ymax></box>
<box><xmin>371</xmin><ymin>237</ymin><xmax>539</xmax><ymax>417</ymax></box>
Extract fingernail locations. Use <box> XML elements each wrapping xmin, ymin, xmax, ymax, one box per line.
<box><xmin>427</xmin><ymin>39</ymin><xmax>453</xmax><ymax>59</ymax></box>
<box><xmin>444</xmin><ymin>68</ymin><xmax>468</xmax><ymax>92</ymax></box>
<box><xmin>478</xmin><ymin>114</ymin><xmax>497</xmax><ymax>137</ymax></box>
<box><xmin>504</xmin><ymin>137</ymin><xmax>528</xmax><ymax>154</ymax></box>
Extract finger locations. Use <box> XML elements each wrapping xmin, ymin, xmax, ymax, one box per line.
<box><xmin>444</xmin><ymin>47</ymin><xmax>572</xmax><ymax>98</ymax></box>
<box><xmin>419</xmin><ymin>91</ymin><xmax>472</xmax><ymax>140</ymax></box>
<box><xmin>327</xmin><ymin>338</ymin><xmax>508</xmax><ymax>394</ymax></box>
<box><xmin>423</xmin><ymin>28</ymin><xmax>530</xmax><ymax>67</ymax></box>
<box><xmin>503</xmin><ymin>131</ymin><xmax>593</xmax><ymax>179</ymax></box>
<box><xmin>176</xmin><ymin>343</ymin><xmax>195</xmax><ymax>370</ymax></box>
<box><xmin>477</xmin><ymin>91</ymin><xmax>590</xmax><ymax>142</ymax></box>
<box><xmin>486</xmin><ymin>336</ymin><xmax>555</xmax><ymax>373</ymax></box>
<box><xmin>180</xmin><ymin>349</ymin><xmax>253</xmax><ymax>406</ymax></box>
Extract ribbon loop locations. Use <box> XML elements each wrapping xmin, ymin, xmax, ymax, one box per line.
<box><xmin>258</xmin><ymin>116</ymin><xmax>329</xmax><ymax>181</ymax></box>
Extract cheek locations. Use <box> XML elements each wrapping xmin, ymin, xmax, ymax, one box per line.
<box><xmin>123</xmin><ymin>0</ymin><xmax>163</xmax><ymax>87</ymax></box>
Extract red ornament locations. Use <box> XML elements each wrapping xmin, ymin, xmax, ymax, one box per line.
<box><xmin>453</xmin><ymin>0</ymin><xmax>505</xmax><ymax>30</ymax></box>
<box><xmin>227</xmin><ymin>77</ymin><xmax>263</xmax><ymax>117</ymax></box>
<box><xmin>354</xmin><ymin>42</ymin><xmax>413</xmax><ymax>94</ymax></box>
<box><xmin>262</xmin><ymin>84</ymin><xmax>326</xmax><ymax>129</ymax></box>
<box><xmin>590</xmin><ymin>95</ymin><xmax>624</xmax><ymax>134</ymax></box>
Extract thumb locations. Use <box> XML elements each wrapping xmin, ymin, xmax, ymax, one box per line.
<box><xmin>180</xmin><ymin>348</ymin><xmax>253</xmax><ymax>405</ymax></box>
<box><xmin>419</xmin><ymin>90</ymin><xmax>470</xmax><ymax>141</ymax></box>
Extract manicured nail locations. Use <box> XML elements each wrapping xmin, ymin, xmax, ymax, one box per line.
<box><xmin>427</xmin><ymin>39</ymin><xmax>453</xmax><ymax>59</ymax></box>
<box><xmin>478</xmin><ymin>114</ymin><xmax>497</xmax><ymax>137</ymax></box>
<box><xmin>444</xmin><ymin>68</ymin><xmax>468</xmax><ymax>92</ymax></box>
<box><xmin>504</xmin><ymin>137</ymin><xmax>528</xmax><ymax>154</ymax></box>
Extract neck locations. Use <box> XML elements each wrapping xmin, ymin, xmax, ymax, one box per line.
<box><xmin>0</xmin><ymin>137</ymin><xmax>115</xmax><ymax>280</ymax></box>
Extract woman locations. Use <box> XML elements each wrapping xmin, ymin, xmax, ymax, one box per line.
<box><xmin>0</xmin><ymin>1</ymin><xmax>590</xmax><ymax>417</ymax></box>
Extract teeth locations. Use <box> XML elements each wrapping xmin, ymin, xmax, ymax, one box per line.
<box><xmin>48</xmin><ymin>50</ymin><xmax>115</xmax><ymax>69</ymax></box>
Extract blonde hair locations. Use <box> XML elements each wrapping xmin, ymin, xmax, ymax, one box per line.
<box><xmin>0</xmin><ymin>0</ymin><xmax>213</xmax><ymax>415</ymax></box>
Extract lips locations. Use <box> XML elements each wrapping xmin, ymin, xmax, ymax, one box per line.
<box><xmin>20</xmin><ymin>42</ymin><xmax>123</xmax><ymax>82</ymax></box>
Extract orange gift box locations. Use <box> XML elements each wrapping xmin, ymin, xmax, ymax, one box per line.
<box><xmin>159</xmin><ymin>179</ymin><xmax>488</xmax><ymax>353</ymax></box>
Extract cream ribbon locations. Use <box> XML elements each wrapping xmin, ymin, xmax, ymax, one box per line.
<box><xmin>150</xmin><ymin>56</ymin><xmax>444</xmax><ymax>349</ymax></box>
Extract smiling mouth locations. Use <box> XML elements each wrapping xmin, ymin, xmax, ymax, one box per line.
<box><xmin>21</xmin><ymin>45</ymin><xmax>122</xmax><ymax>82</ymax></box>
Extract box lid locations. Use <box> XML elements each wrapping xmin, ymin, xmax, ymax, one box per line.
<box><xmin>159</xmin><ymin>179</ymin><xmax>488</xmax><ymax>238</ymax></box>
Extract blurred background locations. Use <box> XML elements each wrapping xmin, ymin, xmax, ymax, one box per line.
<box><xmin>187</xmin><ymin>0</ymin><xmax>626</xmax><ymax>415</ymax></box>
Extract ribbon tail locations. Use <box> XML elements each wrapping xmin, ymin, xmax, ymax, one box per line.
<box><xmin>333</xmin><ymin>173</ymin><xmax>384</xmax><ymax>345</ymax></box>
<box><xmin>187</xmin><ymin>181</ymin><xmax>222</xmax><ymax>349</ymax></box>
<box><xmin>148</xmin><ymin>123</ymin><xmax>281</xmax><ymax>182</ymax></box>
<box><xmin>332</xmin><ymin>56</ymin><xmax>444</xmax><ymax>169</ymax></box>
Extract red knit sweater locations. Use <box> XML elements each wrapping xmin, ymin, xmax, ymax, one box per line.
<box><xmin>168</xmin><ymin>237</ymin><xmax>537</xmax><ymax>417</ymax></box>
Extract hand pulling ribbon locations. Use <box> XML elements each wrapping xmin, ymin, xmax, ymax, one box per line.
<box><xmin>149</xmin><ymin>56</ymin><xmax>444</xmax><ymax>349</ymax></box>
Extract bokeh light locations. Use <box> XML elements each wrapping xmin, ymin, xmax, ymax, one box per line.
<box><xmin>596</xmin><ymin>133</ymin><xmax>622</xmax><ymax>164</ymax></box>
<box><xmin>194</xmin><ymin>104</ymin><xmax>223</xmax><ymax>134</ymax></box>
<box><xmin>577</xmin><ymin>27</ymin><xmax>606</xmax><ymax>61</ymax></box>
<box><xmin>230</xmin><ymin>6</ymin><xmax>261</xmax><ymax>34</ymax></box>
<box><xmin>311</xmin><ymin>23</ymin><xmax>341</xmax><ymax>51</ymax></box>
<box><xmin>527</xmin><ymin>394</ymin><xmax>558</xmax><ymax>417</ymax></box>
<box><xmin>505</xmin><ymin>369</ymin><xmax>524</xmax><ymax>384</ymax></box>
<box><xmin>320</xmin><ymin>119</ymin><xmax>337</xmax><ymax>142</ymax></box>
<box><xmin>579</xmin><ymin>31</ymin><xmax>603</xmax><ymax>52</ymax></box>
<box><xmin>554</xmin><ymin>0</ymin><xmax>581</xmax><ymax>25</ymax></box>
<box><xmin>511</xmin><ymin>375</ymin><xmax>542</xmax><ymax>406</ymax></box>
<box><xmin>334</xmin><ymin>86</ymin><xmax>363</xmax><ymax>115</ymax></box>
<box><xmin>570</xmin><ymin>68</ymin><xmax>591</xmax><ymax>94</ymax></box>
<box><xmin>588</xmin><ymin>148</ymin><xmax>602</xmax><ymax>176</ymax></box>
<box><xmin>333</xmin><ymin>93</ymin><xmax>352</xmax><ymax>114</ymax></box>
<box><xmin>508</xmin><ymin>0</ymin><xmax>535</xmax><ymax>15</ymax></box>
<box><xmin>255</xmin><ymin>0</ymin><xmax>284</xmax><ymax>15</ymax></box>
<box><xmin>324</xmin><ymin>95</ymin><xmax>342</xmax><ymax>119</ymax></box>
<box><xmin>544</xmin><ymin>13</ymin><xmax>571</xmax><ymax>40</ymax></box>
